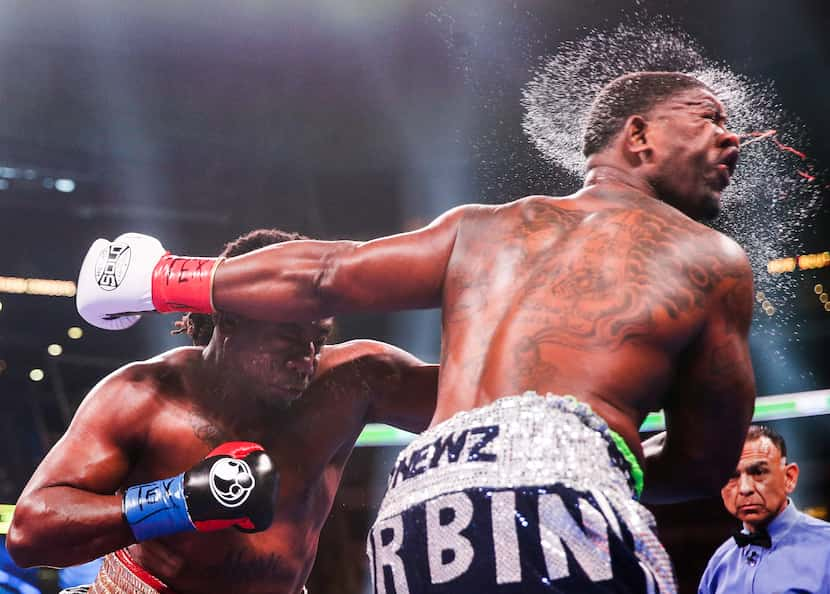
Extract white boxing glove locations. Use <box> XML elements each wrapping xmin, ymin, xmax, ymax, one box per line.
<box><xmin>77</xmin><ymin>233</ymin><xmax>220</xmax><ymax>330</ymax></box>
<box><xmin>76</xmin><ymin>233</ymin><xmax>167</xmax><ymax>330</ymax></box>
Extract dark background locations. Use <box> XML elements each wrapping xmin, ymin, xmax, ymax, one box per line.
<box><xmin>0</xmin><ymin>1</ymin><xmax>827</xmax><ymax>592</ymax></box>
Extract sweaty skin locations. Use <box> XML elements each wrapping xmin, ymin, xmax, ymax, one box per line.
<box><xmin>8</xmin><ymin>340</ymin><xmax>437</xmax><ymax>593</ymax></box>
<box><xmin>205</xmin><ymin>87</ymin><xmax>756</xmax><ymax>503</ymax></box>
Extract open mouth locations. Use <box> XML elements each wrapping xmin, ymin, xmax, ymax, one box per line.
<box><xmin>717</xmin><ymin>147</ymin><xmax>740</xmax><ymax>179</ymax></box>
<box><xmin>711</xmin><ymin>148</ymin><xmax>739</xmax><ymax>192</ymax></box>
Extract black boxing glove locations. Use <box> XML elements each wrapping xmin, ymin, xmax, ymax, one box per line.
<box><xmin>123</xmin><ymin>441</ymin><xmax>279</xmax><ymax>541</ymax></box>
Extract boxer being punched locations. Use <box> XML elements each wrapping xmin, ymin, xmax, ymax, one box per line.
<box><xmin>74</xmin><ymin>73</ymin><xmax>756</xmax><ymax>592</ymax></box>
<box><xmin>9</xmin><ymin>229</ymin><xmax>437</xmax><ymax>594</ymax></box>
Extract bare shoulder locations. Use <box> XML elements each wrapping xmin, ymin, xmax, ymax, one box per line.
<box><xmin>448</xmin><ymin>202</ymin><xmax>495</xmax><ymax>215</ymax></box>
<box><xmin>434</xmin><ymin>202</ymin><xmax>497</xmax><ymax>227</ymax></box>
<box><xmin>510</xmin><ymin>194</ymin><xmax>592</xmax><ymax>223</ymax></box>
<box><xmin>707</xmin><ymin>228</ymin><xmax>751</xmax><ymax>267</ymax></box>
<box><xmin>688</xmin><ymin>222</ymin><xmax>753</xmax><ymax>278</ymax></box>
<box><xmin>680</xmin><ymin>225</ymin><xmax>754</xmax><ymax>335</ymax></box>
<box><xmin>88</xmin><ymin>347</ymin><xmax>199</xmax><ymax>399</ymax></box>
<box><xmin>628</xmin><ymin>192</ymin><xmax>753</xmax><ymax>279</ymax></box>
<box><xmin>317</xmin><ymin>341</ymin><xmax>437</xmax><ymax>432</ymax></box>
<box><xmin>490</xmin><ymin>195</ymin><xmax>568</xmax><ymax>214</ymax></box>
<box><xmin>447</xmin><ymin>196</ymin><xmax>579</xmax><ymax>240</ymax></box>
<box><xmin>316</xmin><ymin>340</ymin><xmax>425</xmax><ymax>375</ymax></box>
<box><xmin>72</xmin><ymin>347</ymin><xmax>201</xmax><ymax>437</ymax></box>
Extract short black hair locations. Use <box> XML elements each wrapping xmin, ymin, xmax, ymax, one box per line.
<box><xmin>582</xmin><ymin>71</ymin><xmax>710</xmax><ymax>157</ymax></box>
<box><xmin>746</xmin><ymin>424</ymin><xmax>788</xmax><ymax>459</ymax></box>
<box><xmin>172</xmin><ymin>228</ymin><xmax>309</xmax><ymax>346</ymax></box>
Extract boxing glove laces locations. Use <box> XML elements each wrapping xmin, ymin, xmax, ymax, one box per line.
<box><xmin>77</xmin><ymin>233</ymin><xmax>221</xmax><ymax>330</ymax></box>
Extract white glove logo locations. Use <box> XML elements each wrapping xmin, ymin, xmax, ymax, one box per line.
<box><xmin>94</xmin><ymin>243</ymin><xmax>132</xmax><ymax>291</ymax></box>
<box><xmin>209</xmin><ymin>458</ymin><xmax>255</xmax><ymax>508</ymax></box>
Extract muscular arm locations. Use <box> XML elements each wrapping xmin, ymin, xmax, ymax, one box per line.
<box><xmin>211</xmin><ymin>206</ymin><xmax>469</xmax><ymax>322</ymax></box>
<box><xmin>6</xmin><ymin>369</ymin><xmax>148</xmax><ymax>567</ymax></box>
<box><xmin>358</xmin><ymin>342</ymin><xmax>439</xmax><ymax>433</ymax></box>
<box><xmin>320</xmin><ymin>340</ymin><xmax>438</xmax><ymax>434</ymax></box>
<box><xmin>641</xmin><ymin>241</ymin><xmax>756</xmax><ymax>504</ymax></box>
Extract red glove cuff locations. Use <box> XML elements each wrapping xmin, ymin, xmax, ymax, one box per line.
<box><xmin>192</xmin><ymin>518</ymin><xmax>256</xmax><ymax>532</ymax></box>
<box><xmin>191</xmin><ymin>442</ymin><xmax>266</xmax><ymax>532</ymax></box>
<box><xmin>151</xmin><ymin>255</ymin><xmax>221</xmax><ymax>314</ymax></box>
<box><xmin>207</xmin><ymin>441</ymin><xmax>265</xmax><ymax>459</ymax></box>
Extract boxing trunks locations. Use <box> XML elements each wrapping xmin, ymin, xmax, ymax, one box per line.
<box><xmin>367</xmin><ymin>393</ymin><xmax>677</xmax><ymax>593</ymax></box>
<box><xmin>59</xmin><ymin>549</ymin><xmax>310</xmax><ymax>594</ymax></box>
<box><xmin>58</xmin><ymin>549</ymin><xmax>175</xmax><ymax>594</ymax></box>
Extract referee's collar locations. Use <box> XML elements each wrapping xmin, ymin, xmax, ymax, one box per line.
<box><xmin>741</xmin><ymin>498</ymin><xmax>798</xmax><ymax>546</ymax></box>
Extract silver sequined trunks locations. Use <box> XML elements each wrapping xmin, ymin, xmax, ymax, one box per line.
<box><xmin>367</xmin><ymin>393</ymin><xmax>677</xmax><ymax>593</ymax></box>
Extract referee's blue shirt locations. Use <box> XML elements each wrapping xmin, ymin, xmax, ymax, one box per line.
<box><xmin>699</xmin><ymin>501</ymin><xmax>830</xmax><ymax>594</ymax></box>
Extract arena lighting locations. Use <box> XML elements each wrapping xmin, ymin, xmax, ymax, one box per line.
<box><xmin>805</xmin><ymin>506</ymin><xmax>828</xmax><ymax>520</ymax></box>
<box><xmin>29</xmin><ymin>368</ymin><xmax>45</xmax><ymax>382</ymax></box>
<box><xmin>355</xmin><ymin>389</ymin><xmax>830</xmax><ymax>446</ymax></box>
<box><xmin>768</xmin><ymin>251</ymin><xmax>830</xmax><ymax>274</ymax></box>
<box><xmin>0</xmin><ymin>276</ymin><xmax>76</xmax><ymax>297</ymax></box>
<box><xmin>47</xmin><ymin>343</ymin><xmax>63</xmax><ymax>356</ymax></box>
<box><xmin>639</xmin><ymin>389</ymin><xmax>830</xmax><ymax>431</ymax></box>
<box><xmin>0</xmin><ymin>503</ymin><xmax>14</xmax><ymax>534</ymax></box>
<box><xmin>67</xmin><ymin>326</ymin><xmax>84</xmax><ymax>339</ymax></box>
<box><xmin>55</xmin><ymin>178</ymin><xmax>76</xmax><ymax>192</ymax></box>
<box><xmin>0</xmin><ymin>163</ymin><xmax>76</xmax><ymax>196</ymax></box>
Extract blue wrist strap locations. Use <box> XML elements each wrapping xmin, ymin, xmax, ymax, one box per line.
<box><xmin>123</xmin><ymin>473</ymin><xmax>195</xmax><ymax>542</ymax></box>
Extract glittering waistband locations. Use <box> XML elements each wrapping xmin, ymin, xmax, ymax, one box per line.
<box><xmin>89</xmin><ymin>549</ymin><xmax>174</xmax><ymax>594</ymax></box>
<box><xmin>377</xmin><ymin>392</ymin><xmax>642</xmax><ymax>521</ymax></box>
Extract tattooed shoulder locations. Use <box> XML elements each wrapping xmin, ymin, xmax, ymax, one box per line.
<box><xmin>190</xmin><ymin>412</ymin><xmax>225</xmax><ymax>447</ymax></box>
<box><xmin>514</xmin><ymin>209</ymin><xmax>745</xmax><ymax>351</ymax></box>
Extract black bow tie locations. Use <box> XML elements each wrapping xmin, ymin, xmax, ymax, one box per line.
<box><xmin>733</xmin><ymin>529</ymin><xmax>772</xmax><ymax>548</ymax></box>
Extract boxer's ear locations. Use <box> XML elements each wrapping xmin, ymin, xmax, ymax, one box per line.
<box><xmin>783</xmin><ymin>461</ymin><xmax>799</xmax><ymax>494</ymax></box>
<box><xmin>623</xmin><ymin>115</ymin><xmax>652</xmax><ymax>162</ymax></box>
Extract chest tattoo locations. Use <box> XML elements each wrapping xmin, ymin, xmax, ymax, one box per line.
<box><xmin>190</xmin><ymin>413</ymin><xmax>225</xmax><ymax>448</ymax></box>
<box><xmin>222</xmin><ymin>550</ymin><xmax>286</xmax><ymax>581</ymax></box>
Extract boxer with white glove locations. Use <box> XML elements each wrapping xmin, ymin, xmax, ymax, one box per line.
<box><xmin>14</xmin><ymin>227</ymin><xmax>438</xmax><ymax>594</ymax></box>
<box><xmin>77</xmin><ymin>233</ymin><xmax>220</xmax><ymax>330</ymax></box>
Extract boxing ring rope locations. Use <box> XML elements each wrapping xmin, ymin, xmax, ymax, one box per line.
<box><xmin>354</xmin><ymin>388</ymin><xmax>830</xmax><ymax>446</ymax></box>
<box><xmin>0</xmin><ymin>390</ymin><xmax>828</xmax><ymax>532</ymax></box>
<box><xmin>0</xmin><ymin>504</ymin><xmax>13</xmax><ymax>535</ymax></box>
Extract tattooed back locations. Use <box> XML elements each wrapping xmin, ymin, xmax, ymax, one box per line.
<box><xmin>437</xmin><ymin>186</ymin><xmax>753</xmax><ymax>461</ymax></box>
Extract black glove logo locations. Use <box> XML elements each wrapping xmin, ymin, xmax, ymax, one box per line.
<box><xmin>208</xmin><ymin>458</ymin><xmax>256</xmax><ymax>508</ymax></box>
<box><xmin>95</xmin><ymin>243</ymin><xmax>131</xmax><ymax>291</ymax></box>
